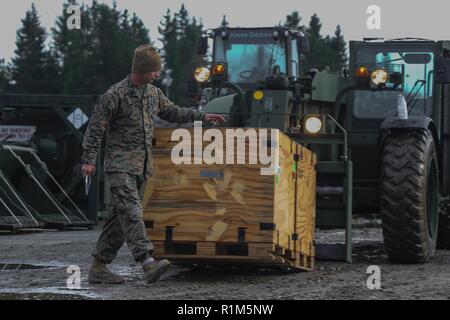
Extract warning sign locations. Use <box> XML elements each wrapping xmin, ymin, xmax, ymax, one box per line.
<box><xmin>0</xmin><ymin>126</ymin><xmax>37</xmax><ymax>142</ymax></box>
<box><xmin>67</xmin><ymin>108</ymin><xmax>89</xmax><ymax>130</ymax></box>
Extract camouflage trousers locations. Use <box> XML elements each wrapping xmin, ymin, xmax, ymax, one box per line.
<box><xmin>92</xmin><ymin>172</ymin><xmax>154</xmax><ymax>264</ymax></box>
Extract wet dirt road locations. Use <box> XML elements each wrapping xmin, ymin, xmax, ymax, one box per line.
<box><xmin>0</xmin><ymin>223</ymin><xmax>449</xmax><ymax>300</ymax></box>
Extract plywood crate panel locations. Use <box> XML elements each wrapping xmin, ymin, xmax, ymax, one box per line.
<box><xmin>143</xmin><ymin>127</ymin><xmax>316</xmax><ymax>270</ymax></box>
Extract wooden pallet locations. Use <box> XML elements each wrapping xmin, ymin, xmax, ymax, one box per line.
<box><xmin>152</xmin><ymin>240</ymin><xmax>314</xmax><ymax>271</ymax></box>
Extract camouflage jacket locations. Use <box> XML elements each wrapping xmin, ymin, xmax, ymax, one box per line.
<box><xmin>81</xmin><ymin>75</ymin><xmax>204</xmax><ymax>177</ymax></box>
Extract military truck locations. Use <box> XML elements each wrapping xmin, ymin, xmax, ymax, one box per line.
<box><xmin>341</xmin><ymin>38</ymin><xmax>450</xmax><ymax>263</ymax></box>
<box><xmin>0</xmin><ymin>94</ymin><xmax>100</xmax><ymax>229</ymax></box>
<box><xmin>193</xmin><ymin>27</ymin><xmax>450</xmax><ymax>263</ymax></box>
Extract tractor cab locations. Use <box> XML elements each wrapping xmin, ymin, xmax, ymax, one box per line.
<box><xmin>343</xmin><ymin>40</ymin><xmax>450</xmax><ymax>211</ymax></box>
<box><xmin>209</xmin><ymin>28</ymin><xmax>301</xmax><ymax>89</ymax></box>
<box><xmin>195</xmin><ymin>27</ymin><xmax>309</xmax><ymax>121</ymax></box>
<box><xmin>349</xmin><ymin>40</ymin><xmax>439</xmax><ymax>124</ymax></box>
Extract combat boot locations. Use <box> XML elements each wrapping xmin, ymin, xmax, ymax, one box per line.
<box><xmin>87</xmin><ymin>259</ymin><xmax>125</xmax><ymax>284</ymax></box>
<box><xmin>143</xmin><ymin>259</ymin><xmax>171</xmax><ymax>284</ymax></box>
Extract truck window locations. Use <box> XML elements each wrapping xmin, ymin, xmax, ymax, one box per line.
<box><xmin>353</xmin><ymin>49</ymin><xmax>434</xmax><ymax>119</ymax></box>
<box><xmin>214</xmin><ymin>34</ymin><xmax>287</xmax><ymax>84</ymax></box>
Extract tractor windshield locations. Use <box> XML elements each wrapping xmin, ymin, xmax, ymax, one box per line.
<box><xmin>213</xmin><ymin>31</ymin><xmax>287</xmax><ymax>84</ymax></box>
<box><xmin>353</xmin><ymin>48</ymin><xmax>435</xmax><ymax>119</ymax></box>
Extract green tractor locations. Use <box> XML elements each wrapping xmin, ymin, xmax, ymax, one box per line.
<box><xmin>193</xmin><ymin>26</ymin><xmax>450</xmax><ymax>263</ymax></box>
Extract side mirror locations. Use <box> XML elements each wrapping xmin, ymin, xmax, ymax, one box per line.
<box><xmin>197</xmin><ymin>37</ymin><xmax>208</xmax><ymax>55</ymax></box>
<box><xmin>436</xmin><ymin>58</ymin><xmax>450</xmax><ymax>84</ymax></box>
<box><xmin>297</xmin><ymin>36</ymin><xmax>310</xmax><ymax>54</ymax></box>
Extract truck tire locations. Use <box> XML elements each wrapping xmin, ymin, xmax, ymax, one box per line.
<box><xmin>380</xmin><ymin>129</ymin><xmax>439</xmax><ymax>263</ymax></box>
<box><xmin>437</xmin><ymin>206</ymin><xmax>450</xmax><ymax>249</ymax></box>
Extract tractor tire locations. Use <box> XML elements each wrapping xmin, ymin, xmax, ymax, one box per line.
<box><xmin>437</xmin><ymin>206</ymin><xmax>450</xmax><ymax>249</ymax></box>
<box><xmin>380</xmin><ymin>129</ymin><xmax>439</xmax><ymax>263</ymax></box>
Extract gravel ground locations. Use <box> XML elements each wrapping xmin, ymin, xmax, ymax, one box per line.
<box><xmin>0</xmin><ymin>222</ymin><xmax>450</xmax><ymax>300</ymax></box>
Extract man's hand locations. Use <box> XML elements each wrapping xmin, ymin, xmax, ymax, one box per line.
<box><xmin>204</xmin><ymin>113</ymin><xmax>226</xmax><ymax>126</ymax></box>
<box><xmin>81</xmin><ymin>164</ymin><xmax>96</xmax><ymax>177</ymax></box>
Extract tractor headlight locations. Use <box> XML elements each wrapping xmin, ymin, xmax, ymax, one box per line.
<box><xmin>371</xmin><ymin>69</ymin><xmax>388</xmax><ymax>86</ymax></box>
<box><xmin>211</xmin><ymin>63</ymin><xmax>226</xmax><ymax>76</ymax></box>
<box><xmin>194</xmin><ymin>67</ymin><xmax>210</xmax><ymax>83</ymax></box>
<box><xmin>355</xmin><ymin>66</ymin><xmax>369</xmax><ymax>78</ymax></box>
<box><xmin>305</xmin><ymin>116</ymin><xmax>322</xmax><ymax>134</ymax></box>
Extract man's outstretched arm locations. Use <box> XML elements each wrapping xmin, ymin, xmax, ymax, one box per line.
<box><xmin>156</xmin><ymin>88</ymin><xmax>225</xmax><ymax>125</ymax></box>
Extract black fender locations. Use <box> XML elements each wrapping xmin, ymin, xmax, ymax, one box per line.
<box><xmin>381</xmin><ymin>116</ymin><xmax>436</xmax><ymax>132</ymax></box>
<box><xmin>380</xmin><ymin>116</ymin><xmax>441</xmax><ymax>173</ymax></box>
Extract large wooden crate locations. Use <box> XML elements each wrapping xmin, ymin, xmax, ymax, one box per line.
<box><xmin>143</xmin><ymin>127</ymin><xmax>316</xmax><ymax>270</ymax></box>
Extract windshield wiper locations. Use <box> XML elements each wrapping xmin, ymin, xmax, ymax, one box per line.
<box><xmin>265</xmin><ymin>43</ymin><xmax>278</xmax><ymax>76</ymax></box>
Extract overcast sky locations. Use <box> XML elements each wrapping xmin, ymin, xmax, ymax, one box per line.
<box><xmin>1</xmin><ymin>0</ymin><xmax>449</xmax><ymax>62</ymax></box>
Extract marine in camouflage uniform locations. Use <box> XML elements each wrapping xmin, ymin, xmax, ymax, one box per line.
<box><xmin>82</xmin><ymin>75</ymin><xmax>204</xmax><ymax>265</ymax></box>
<box><xmin>81</xmin><ymin>45</ymin><xmax>214</xmax><ymax>284</ymax></box>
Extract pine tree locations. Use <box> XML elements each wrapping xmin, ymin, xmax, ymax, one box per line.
<box><xmin>220</xmin><ymin>15</ymin><xmax>229</xmax><ymax>28</ymax></box>
<box><xmin>304</xmin><ymin>14</ymin><xmax>334</xmax><ymax>72</ymax></box>
<box><xmin>158</xmin><ymin>9</ymin><xmax>179</xmax><ymax>99</ymax></box>
<box><xmin>173</xmin><ymin>5</ymin><xmax>191</xmax><ymax>104</ymax></box>
<box><xmin>100</xmin><ymin>2</ymin><xmax>151</xmax><ymax>92</ymax></box>
<box><xmin>129</xmin><ymin>13</ymin><xmax>151</xmax><ymax>47</ymax></box>
<box><xmin>308</xmin><ymin>14</ymin><xmax>321</xmax><ymax>45</ymax></box>
<box><xmin>284</xmin><ymin>11</ymin><xmax>301</xmax><ymax>29</ymax></box>
<box><xmin>88</xmin><ymin>1</ymin><xmax>122</xmax><ymax>92</ymax></box>
<box><xmin>183</xmin><ymin>16</ymin><xmax>207</xmax><ymax>105</ymax></box>
<box><xmin>52</xmin><ymin>2</ymin><xmax>93</xmax><ymax>94</ymax></box>
<box><xmin>158</xmin><ymin>9</ymin><xmax>176</xmax><ymax>58</ymax></box>
<box><xmin>0</xmin><ymin>59</ymin><xmax>10</xmax><ymax>93</ymax></box>
<box><xmin>158</xmin><ymin>5</ymin><xmax>204</xmax><ymax>105</ymax></box>
<box><xmin>52</xmin><ymin>1</ymin><xmax>151</xmax><ymax>94</ymax></box>
<box><xmin>177</xmin><ymin>4</ymin><xmax>189</xmax><ymax>39</ymax></box>
<box><xmin>329</xmin><ymin>25</ymin><xmax>347</xmax><ymax>71</ymax></box>
<box><xmin>43</xmin><ymin>49</ymin><xmax>63</xmax><ymax>93</ymax></box>
<box><xmin>118</xmin><ymin>10</ymin><xmax>151</xmax><ymax>82</ymax></box>
<box><xmin>11</xmin><ymin>4</ymin><xmax>49</xmax><ymax>93</ymax></box>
